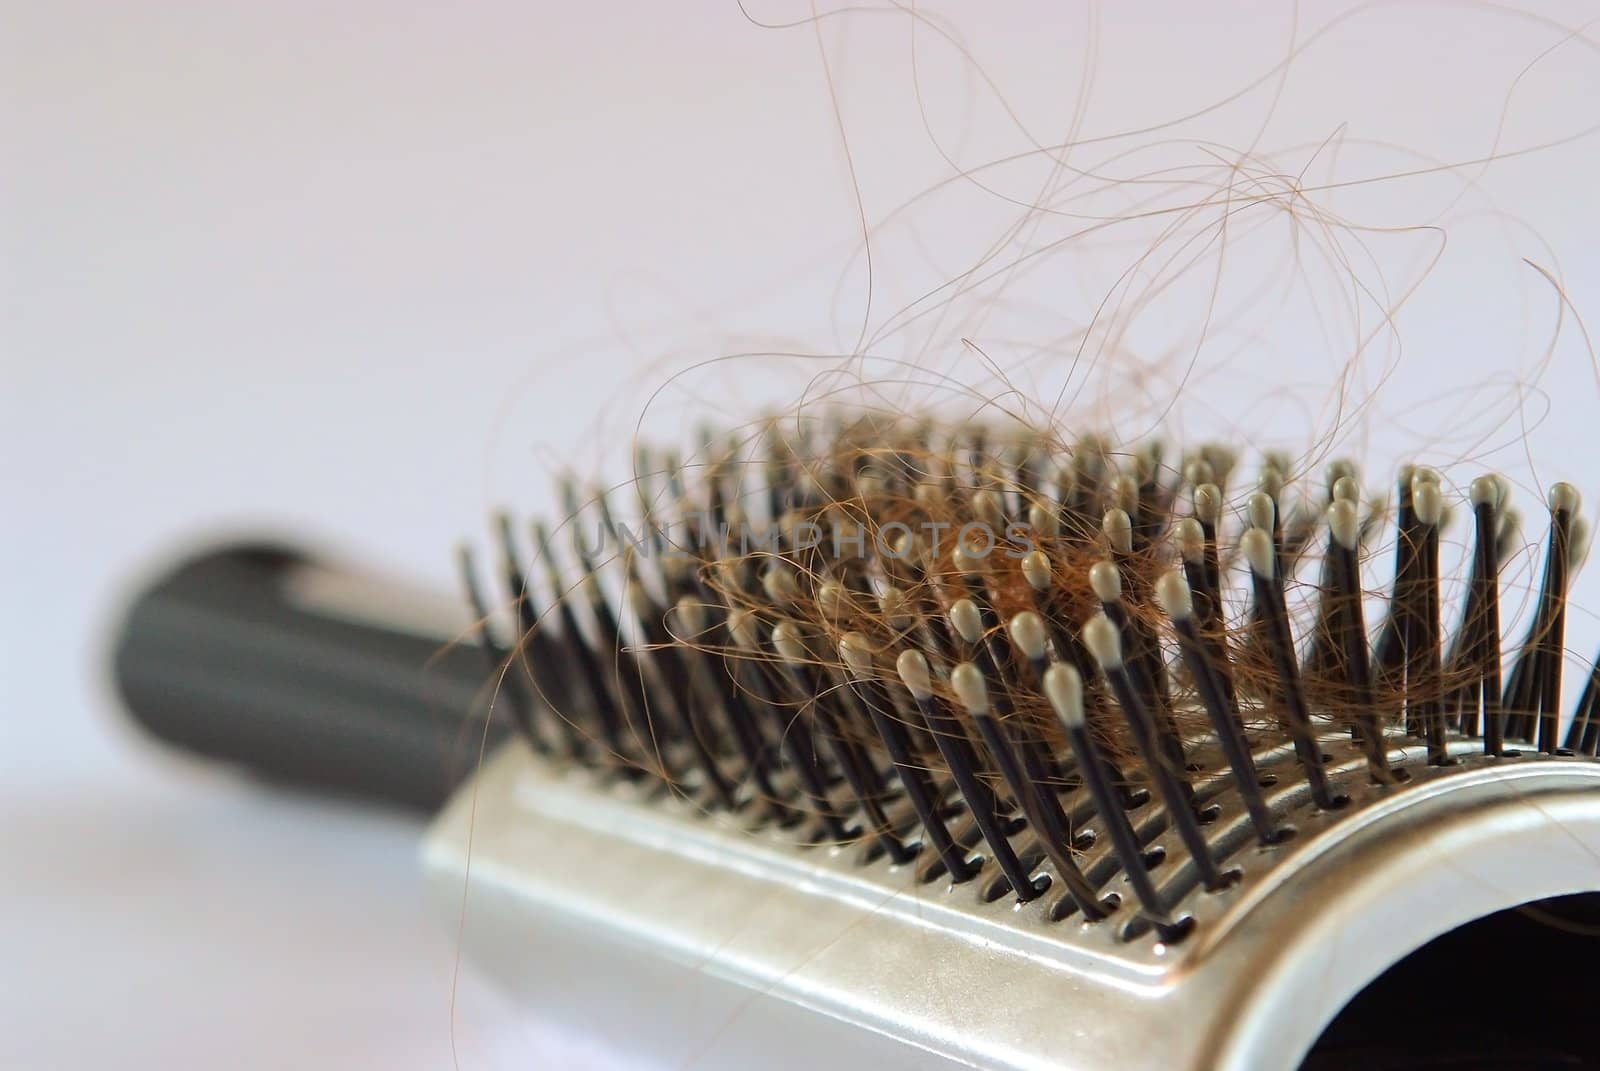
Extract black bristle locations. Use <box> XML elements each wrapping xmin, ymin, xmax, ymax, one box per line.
<box><xmin>1374</xmin><ymin>468</ymin><xmax>1420</xmax><ymax>692</ymax></box>
<box><xmin>1091</xmin><ymin>558</ymin><xmax>1188</xmax><ymax>781</ymax></box>
<box><xmin>1406</xmin><ymin>492</ymin><xmax>1447</xmax><ymax>765</ymax></box>
<box><xmin>1448</xmin><ymin>494</ymin><xmax>1493</xmax><ymax>736</ymax></box>
<box><xmin>1464</xmin><ymin>487</ymin><xmax>1508</xmax><ymax>755</ymax></box>
<box><xmin>773</xmin><ymin>624</ymin><xmax>911</xmax><ymax>864</ymax></box>
<box><xmin>530</xmin><ymin>521</ymin><xmax>637</xmax><ymax>769</ymax></box>
<box><xmin>952</xmin><ymin>661</ymin><xmax>1086</xmax><ymax>906</ymax></box>
<box><xmin>457</xmin><ymin>543</ymin><xmax>548</xmax><ymax>755</ymax></box>
<box><xmin>1504</xmin><ymin>488</ymin><xmax>1577</xmax><ymax>750</ymax></box>
<box><xmin>727</xmin><ymin>618</ymin><xmax>855</xmax><ymax>841</ymax></box>
<box><xmin>1048</xmin><ymin>663</ymin><xmax>1183</xmax><ymax>940</ymax></box>
<box><xmin>1243</xmin><ymin>529</ymin><xmax>1342</xmax><ymax>811</ymax></box>
<box><xmin>628</xmin><ymin>588</ymin><xmax>737</xmax><ymax>809</ymax></box>
<box><xmin>948</xmin><ymin>606</ymin><xmax>1100</xmax><ymax>912</ymax></box>
<box><xmin>1082</xmin><ymin>615</ymin><xmax>1224</xmax><ymax>891</ymax></box>
<box><xmin>1159</xmin><ymin>574</ymin><xmax>1281</xmax><ymax>844</ymax></box>
<box><xmin>897</xmin><ymin>650</ymin><xmax>1036</xmax><ymax>897</ymax></box>
<box><xmin>1322</xmin><ymin>507</ymin><xmax>1391</xmax><ymax>781</ymax></box>
<box><xmin>840</xmin><ymin>638</ymin><xmax>971</xmax><ymax>880</ymax></box>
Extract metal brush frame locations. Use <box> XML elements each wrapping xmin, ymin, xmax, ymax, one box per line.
<box><xmin>423</xmin><ymin>731</ymin><xmax>1600</xmax><ymax>1071</ymax></box>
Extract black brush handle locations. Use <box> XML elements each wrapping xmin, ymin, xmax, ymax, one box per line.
<box><xmin>112</xmin><ymin>544</ymin><xmax>505</xmax><ymax>812</ymax></box>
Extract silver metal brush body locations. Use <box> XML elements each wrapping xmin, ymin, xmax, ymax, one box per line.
<box><xmin>424</xmin><ymin>735</ymin><xmax>1600</xmax><ymax>1071</ymax></box>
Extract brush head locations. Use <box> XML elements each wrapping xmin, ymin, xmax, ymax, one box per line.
<box><xmin>471</xmin><ymin>412</ymin><xmax>1598</xmax><ymax>827</ymax></box>
<box><xmin>446</xmin><ymin>408</ymin><xmax>1600</xmax><ymax>1071</ymax></box>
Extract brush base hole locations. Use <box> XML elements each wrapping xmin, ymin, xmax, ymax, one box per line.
<box><xmin>1050</xmin><ymin>890</ymin><xmax>1120</xmax><ymax>923</ymax></box>
<box><xmin>982</xmin><ymin>871</ymin><xmax>1051</xmax><ymax>904</ymax></box>
<box><xmin>1120</xmin><ymin>914</ymin><xmax>1194</xmax><ymax>944</ymax></box>
<box><xmin>1303</xmin><ymin>893</ymin><xmax>1600</xmax><ymax>1069</ymax></box>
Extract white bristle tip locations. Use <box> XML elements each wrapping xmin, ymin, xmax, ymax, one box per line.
<box><xmin>1331</xmin><ymin>475</ymin><xmax>1361</xmax><ymax>504</ymax></box>
<box><xmin>1153</xmin><ymin>571</ymin><xmax>1193</xmax><ymax>620</ymax></box>
<box><xmin>1028</xmin><ymin>502</ymin><xmax>1059</xmax><ymax>538</ymax></box>
<box><xmin>1081</xmin><ymin>613</ymin><xmax>1124</xmax><ymax>670</ymax></box>
<box><xmin>1247</xmin><ymin>491</ymin><xmax>1276</xmax><ymax>532</ymax></box>
<box><xmin>1194</xmin><ymin>484</ymin><xmax>1222</xmax><ymax>525</ymax></box>
<box><xmin>1549</xmin><ymin>482</ymin><xmax>1581</xmax><ymax>515</ymax></box>
<box><xmin>973</xmin><ymin>490</ymin><xmax>1005</xmax><ymax>528</ymax></box>
<box><xmin>1241</xmin><ymin>527</ymin><xmax>1275</xmax><ymax>579</ymax></box>
<box><xmin>896</xmin><ymin>650</ymin><xmax>934</xmax><ymax>700</ymax></box>
<box><xmin>762</xmin><ymin>567</ymin><xmax>797</xmax><ymax>606</ymax></box>
<box><xmin>1174</xmin><ymin>517</ymin><xmax>1204</xmax><ymax>562</ymax></box>
<box><xmin>1042</xmin><ymin>664</ymin><xmax>1086</xmax><ymax>730</ymax></box>
<box><xmin>1088</xmin><ymin>560</ymin><xmax>1122</xmax><ymax>603</ymax></box>
<box><xmin>1329</xmin><ymin>499</ymin><xmax>1360</xmax><ymax>549</ymax></box>
<box><xmin>1008</xmin><ymin>612</ymin><xmax>1048</xmax><ymax>661</ymax></box>
<box><xmin>949</xmin><ymin>599</ymin><xmax>985</xmax><ymax>645</ymax></box>
<box><xmin>771</xmin><ymin>623</ymin><xmax>808</xmax><ymax>664</ymax></box>
<box><xmin>1469</xmin><ymin>475</ymin><xmax>1502</xmax><ymax>509</ymax></box>
<box><xmin>1412</xmin><ymin>480</ymin><xmax>1443</xmax><ymax>526</ymax></box>
<box><xmin>838</xmin><ymin>633</ymin><xmax>873</xmax><ymax>678</ymax></box>
<box><xmin>950</xmin><ymin>663</ymin><xmax>988</xmax><ymax>715</ymax></box>
<box><xmin>1022</xmin><ymin>551</ymin><xmax>1053</xmax><ymax>591</ymax></box>
<box><xmin>1102</xmin><ymin>509</ymin><xmax>1133</xmax><ymax>555</ymax></box>
<box><xmin>727</xmin><ymin>609</ymin><xmax>759</xmax><ymax>650</ymax></box>
<box><xmin>674</xmin><ymin>597</ymin><xmax>705</xmax><ymax>632</ymax></box>
<box><xmin>1113</xmin><ymin>475</ymin><xmax>1139</xmax><ymax>513</ymax></box>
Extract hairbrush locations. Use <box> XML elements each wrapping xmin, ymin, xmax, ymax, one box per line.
<box><xmin>113</xmin><ymin>413</ymin><xmax>1600</xmax><ymax>1070</ymax></box>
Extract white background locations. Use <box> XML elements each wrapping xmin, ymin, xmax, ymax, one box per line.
<box><xmin>8</xmin><ymin>2</ymin><xmax>1600</xmax><ymax>1068</ymax></box>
